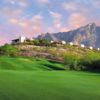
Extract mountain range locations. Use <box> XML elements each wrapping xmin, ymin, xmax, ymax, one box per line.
<box><xmin>37</xmin><ymin>23</ymin><xmax>100</xmax><ymax>47</ymax></box>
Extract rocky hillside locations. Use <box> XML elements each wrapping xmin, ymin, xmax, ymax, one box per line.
<box><xmin>37</xmin><ymin>23</ymin><xmax>100</xmax><ymax>47</ymax></box>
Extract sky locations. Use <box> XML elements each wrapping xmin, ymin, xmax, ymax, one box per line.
<box><xmin>0</xmin><ymin>0</ymin><xmax>100</xmax><ymax>45</ymax></box>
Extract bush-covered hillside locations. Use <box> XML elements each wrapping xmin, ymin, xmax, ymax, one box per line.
<box><xmin>0</xmin><ymin>44</ymin><xmax>100</xmax><ymax>72</ymax></box>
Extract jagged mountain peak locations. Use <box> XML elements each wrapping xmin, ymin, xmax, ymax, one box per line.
<box><xmin>85</xmin><ymin>23</ymin><xmax>96</xmax><ymax>30</ymax></box>
<box><xmin>78</xmin><ymin>23</ymin><xmax>96</xmax><ymax>31</ymax></box>
<box><xmin>86</xmin><ymin>23</ymin><xmax>96</xmax><ymax>27</ymax></box>
<box><xmin>37</xmin><ymin>23</ymin><xmax>100</xmax><ymax>47</ymax></box>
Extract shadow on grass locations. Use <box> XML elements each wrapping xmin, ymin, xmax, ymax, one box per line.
<box><xmin>42</xmin><ymin>63</ymin><xmax>65</xmax><ymax>70</ymax></box>
<box><xmin>49</xmin><ymin>60</ymin><xmax>62</xmax><ymax>64</ymax></box>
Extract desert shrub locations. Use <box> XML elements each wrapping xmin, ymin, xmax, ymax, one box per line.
<box><xmin>80</xmin><ymin>52</ymin><xmax>100</xmax><ymax>72</ymax></box>
<box><xmin>0</xmin><ymin>44</ymin><xmax>18</xmax><ymax>56</ymax></box>
<box><xmin>63</xmin><ymin>53</ymin><xmax>81</xmax><ymax>70</ymax></box>
<box><xmin>33</xmin><ymin>39</ymin><xmax>40</xmax><ymax>45</ymax></box>
<box><xmin>33</xmin><ymin>39</ymin><xmax>50</xmax><ymax>46</ymax></box>
<box><xmin>63</xmin><ymin>51</ymin><xmax>100</xmax><ymax>72</ymax></box>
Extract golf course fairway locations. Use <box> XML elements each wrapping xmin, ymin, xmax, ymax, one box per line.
<box><xmin>0</xmin><ymin>56</ymin><xmax>100</xmax><ymax>100</ymax></box>
<box><xmin>0</xmin><ymin>71</ymin><xmax>100</xmax><ymax>100</ymax></box>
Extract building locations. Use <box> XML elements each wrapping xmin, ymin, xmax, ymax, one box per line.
<box><xmin>89</xmin><ymin>46</ymin><xmax>93</xmax><ymax>50</ymax></box>
<box><xmin>12</xmin><ymin>36</ymin><xmax>26</xmax><ymax>44</ymax></box>
<box><xmin>97</xmin><ymin>48</ymin><xmax>100</xmax><ymax>51</ymax></box>
<box><xmin>50</xmin><ymin>41</ymin><xmax>54</xmax><ymax>43</ymax></box>
<box><xmin>61</xmin><ymin>41</ymin><xmax>66</xmax><ymax>45</ymax></box>
<box><xmin>69</xmin><ymin>42</ymin><xmax>74</xmax><ymax>46</ymax></box>
<box><xmin>80</xmin><ymin>44</ymin><xmax>85</xmax><ymax>48</ymax></box>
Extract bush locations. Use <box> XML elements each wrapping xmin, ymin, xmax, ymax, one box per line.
<box><xmin>33</xmin><ymin>39</ymin><xmax>50</xmax><ymax>46</ymax></box>
<box><xmin>63</xmin><ymin>53</ymin><xmax>81</xmax><ymax>70</ymax></box>
<box><xmin>0</xmin><ymin>44</ymin><xmax>18</xmax><ymax>56</ymax></box>
<box><xmin>80</xmin><ymin>52</ymin><xmax>100</xmax><ymax>72</ymax></box>
<box><xmin>63</xmin><ymin>51</ymin><xmax>100</xmax><ymax>72</ymax></box>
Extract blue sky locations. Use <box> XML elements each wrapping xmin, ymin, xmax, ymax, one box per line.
<box><xmin>0</xmin><ymin>0</ymin><xmax>100</xmax><ymax>45</ymax></box>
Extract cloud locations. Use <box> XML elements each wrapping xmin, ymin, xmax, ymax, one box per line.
<box><xmin>68</xmin><ymin>13</ymin><xmax>87</xmax><ymax>29</ymax></box>
<box><xmin>46</xmin><ymin>27</ymin><xmax>54</xmax><ymax>33</ymax></box>
<box><xmin>49</xmin><ymin>10</ymin><xmax>62</xmax><ymax>29</ymax></box>
<box><xmin>37</xmin><ymin>0</ymin><xmax>50</xmax><ymax>5</ymax></box>
<box><xmin>30</xmin><ymin>14</ymin><xmax>44</xmax><ymax>35</ymax></box>
<box><xmin>49</xmin><ymin>10</ymin><xmax>62</xmax><ymax>19</ymax></box>
<box><xmin>62</xmin><ymin>2</ymin><xmax>79</xmax><ymax>11</ymax></box>
<box><xmin>0</xmin><ymin>32</ymin><xmax>10</xmax><ymax>45</ymax></box>
<box><xmin>62</xmin><ymin>1</ymin><xmax>90</xmax><ymax>13</ymax></box>
<box><xmin>9</xmin><ymin>18</ymin><xmax>19</xmax><ymax>24</ymax></box>
<box><xmin>48</xmin><ymin>10</ymin><xmax>69</xmax><ymax>32</ymax></box>
<box><xmin>31</xmin><ymin>14</ymin><xmax>43</xmax><ymax>24</ymax></box>
<box><xmin>0</xmin><ymin>37</ymin><xmax>7</xmax><ymax>45</ymax></box>
<box><xmin>4</xmin><ymin>0</ymin><xmax>29</xmax><ymax>7</ymax></box>
<box><xmin>60</xmin><ymin>27</ymin><xmax>69</xmax><ymax>32</ymax></box>
<box><xmin>18</xmin><ymin>1</ymin><xmax>29</xmax><ymax>7</ymax></box>
<box><xmin>92</xmin><ymin>0</ymin><xmax>100</xmax><ymax>8</ymax></box>
<box><xmin>9</xmin><ymin>18</ymin><xmax>28</xmax><ymax>27</ymax></box>
<box><xmin>0</xmin><ymin>7</ymin><xmax>23</xmax><ymax>18</ymax></box>
<box><xmin>9</xmin><ymin>14</ymin><xmax>44</xmax><ymax>37</ymax></box>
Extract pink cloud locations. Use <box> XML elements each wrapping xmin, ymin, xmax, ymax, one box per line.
<box><xmin>0</xmin><ymin>34</ymin><xmax>9</xmax><ymax>45</ymax></box>
<box><xmin>48</xmin><ymin>10</ymin><xmax>70</xmax><ymax>32</ymax></box>
<box><xmin>49</xmin><ymin>11</ymin><xmax>63</xmax><ymax>31</ymax></box>
<box><xmin>9</xmin><ymin>18</ymin><xmax>19</xmax><ymax>24</ymax></box>
<box><xmin>92</xmin><ymin>0</ymin><xmax>100</xmax><ymax>8</ymax></box>
<box><xmin>60</xmin><ymin>27</ymin><xmax>69</xmax><ymax>32</ymax></box>
<box><xmin>68</xmin><ymin>13</ymin><xmax>88</xmax><ymax>29</ymax></box>
<box><xmin>37</xmin><ymin>0</ymin><xmax>50</xmax><ymax>4</ymax></box>
<box><xmin>49</xmin><ymin>11</ymin><xmax>62</xmax><ymax>19</ymax></box>
<box><xmin>5</xmin><ymin>0</ymin><xmax>29</xmax><ymax>7</ymax></box>
<box><xmin>0</xmin><ymin>7</ymin><xmax>23</xmax><ymax>18</ymax></box>
<box><xmin>8</xmin><ymin>14</ymin><xmax>44</xmax><ymax>37</ymax></box>
<box><xmin>62</xmin><ymin>2</ymin><xmax>79</xmax><ymax>11</ymax></box>
<box><xmin>46</xmin><ymin>27</ymin><xmax>54</xmax><ymax>33</ymax></box>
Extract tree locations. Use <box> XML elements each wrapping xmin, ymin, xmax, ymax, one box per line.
<box><xmin>33</xmin><ymin>39</ymin><xmax>50</xmax><ymax>46</ymax></box>
<box><xmin>80</xmin><ymin>52</ymin><xmax>100</xmax><ymax>71</ymax></box>
<box><xmin>63</xmin><ymin>53</ymin><xmax>80</xmax><ymax>70</ymax></box>
<box><xmin>0</xmin><ymin>44</ymin><xmax>18</xmax><ymax>56</ymax></box>
<box><xmin>33</xmin><ymin>39</ymin><xmax>40</xmax><ymax>45</ymax></box>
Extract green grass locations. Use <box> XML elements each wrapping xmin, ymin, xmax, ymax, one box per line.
<box><xmin>0</xmin><ymin>56</ymin><xmax>100</xmax><ymax>100</ymax></box>
<box><xmin>0</xmin><ymin>56</ymin><xmax>64</xmax><ymax>71</ymax></box>
<box><xmin>0</xmin><ymin>71</ymin><xmax>100</xmax><ymax>100</ymax></box>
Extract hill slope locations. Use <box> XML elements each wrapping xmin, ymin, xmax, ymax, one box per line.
<box><xmin>0</xmin><ymin>56</ymin><xmax>64</xmax><ymax>71</ymax></box>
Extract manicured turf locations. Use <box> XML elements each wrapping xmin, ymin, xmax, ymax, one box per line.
<box><xmin>0</xmin><ymin>56</ymin><xmax>100</xmax><ymax>100</ymax></box>
<box><xmin>0</xmin><ymin>56</ymin><xmax>65</xmax><ymax>71</ymax></box>
<box><xmin>0</xmin><ymin>71</ymin><xmax>100</xmax><ymax>100</ymax></box>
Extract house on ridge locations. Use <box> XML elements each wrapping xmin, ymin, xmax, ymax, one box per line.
<box><xmin>12</xmin><ymin>36</ymin><xmax>26</xmax><ymax>44</ymax></box>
